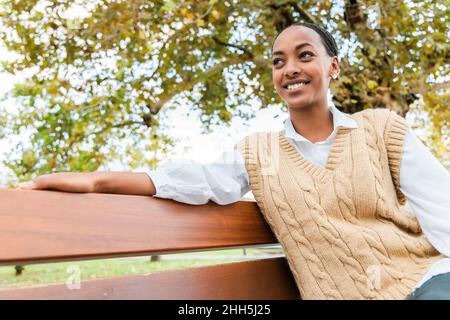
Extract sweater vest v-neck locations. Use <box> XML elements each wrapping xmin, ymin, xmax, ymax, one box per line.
<box><xmin>235</xmin><ymin>108</ymin><xmax>444</xmax><ymax>300</ymax></box>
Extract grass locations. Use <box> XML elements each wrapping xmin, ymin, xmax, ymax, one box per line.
<box><xmin>0</xmin><ymin>247</ymin><xmax>283</xmax><ymax>290</ymax></box>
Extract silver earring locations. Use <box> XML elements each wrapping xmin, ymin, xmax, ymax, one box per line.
<box><xmin>332</xmin><ymin>74</ymin><xmax>338</xmax><ymax>80</ymax></box>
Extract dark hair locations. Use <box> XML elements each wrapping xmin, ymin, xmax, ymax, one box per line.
<box><xmin>272</xmin><ymin>22</ymin><xmax>338</xmax><ymax>57</ymax></box>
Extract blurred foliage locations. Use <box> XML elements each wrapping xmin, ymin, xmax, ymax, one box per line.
<box><xmin>0</xmin><ymin>0</ymin><xmax>448</xmax><ymax>180</ymax></box>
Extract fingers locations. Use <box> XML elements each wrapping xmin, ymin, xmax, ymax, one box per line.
<box><xmin>18</xmin><ymin>174</ymin><xmax>52</xmax><ymax>190</ymax></box>
<box><xmin>18</xmin><ymin>173</ymin><xmax>92</xmax><ymax>193</ymax></box>
<box><xmin>18</xmin><ymin>180</ymin><xmax>37</xmax><ymax>189</ymax></box>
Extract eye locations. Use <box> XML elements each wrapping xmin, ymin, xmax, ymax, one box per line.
<box><xmin>299</xmin><ymin>51</ymin><xmax>314</xmax><ymax>59</ymax></box>
<box><xmin>272</xmin><ymin>58</ymin><xmax>283</xmax><ymax>66</ymax></box>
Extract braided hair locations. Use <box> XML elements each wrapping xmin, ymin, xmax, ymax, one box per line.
<box><xmin>272</xmin><ymin>22</ymin><xmax>338</xmax><ymax>58</ymax></box>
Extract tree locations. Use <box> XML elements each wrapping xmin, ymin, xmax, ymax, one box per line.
<box><xmin>0</xmin><ymin>0</ymin><xmax>448</xmax><ymax>180</ymax></box>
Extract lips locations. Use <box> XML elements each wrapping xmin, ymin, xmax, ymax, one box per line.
<box><xmin>283</xmin><ymin>80</ymin><xmax>311</xmax><ymax>92</ymax></box>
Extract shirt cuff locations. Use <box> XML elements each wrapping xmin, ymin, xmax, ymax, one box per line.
<box><xmin>145</xmin><ymin>169</ymin><xmax>172</xmax><ymax>198</ymax></box>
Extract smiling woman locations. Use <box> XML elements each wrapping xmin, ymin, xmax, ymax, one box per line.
<box><xmin>271</xmin><ymin>23</ymin><xmax>340</xmax><ymax>143</ymax></box>
<box><xmin>18</xmin><ymin>22</ymin><xmax>450</xmax><ymax>300</ymax></box>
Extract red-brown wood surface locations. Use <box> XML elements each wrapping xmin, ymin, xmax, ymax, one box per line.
<box><xmin>0</xmin><ymin>258</ymin><xmax>300</xmax><ymax>300</ymax></box>
<box><xmin>0</xmin><ymin>189</ymin><xmax>278</xmax><ymax>265</ymax></box>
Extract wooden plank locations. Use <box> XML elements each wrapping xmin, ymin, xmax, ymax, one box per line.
<box><xmin>0</xmin><ymin>258</ymin><xmax>300</xmax><ymax>300</ymax></box>
<box><xmin>0</xmin><ymin>189</ymin><xmax>278</xmax><ymax>265</ymax></box>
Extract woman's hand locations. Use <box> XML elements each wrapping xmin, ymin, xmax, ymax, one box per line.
<box><xmin>18</xmin><ymin>172</ymin><xmax>156</xmax><ymax>195</ymax></box>
<box><xmin>18</xmin><ymin>172</ymin><xmax>98</xmax><ymax>193</ymax></box>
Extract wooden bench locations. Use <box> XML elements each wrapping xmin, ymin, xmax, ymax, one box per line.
<box><xmin>0</xmin><ymin>189</ymin><xmax>300</xmax><ymax>300</ymax></box>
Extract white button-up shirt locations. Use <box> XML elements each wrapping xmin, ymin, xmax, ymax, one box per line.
<box><xmin>147</xmin><ymin>104</ymin><xmax>450</xmax><ymax>291</ymax></box>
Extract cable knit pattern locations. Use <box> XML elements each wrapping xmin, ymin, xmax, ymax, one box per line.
<box><xmin>384</xmin><ymin>111</ymin><xmax>409</xmax><ymax>205</ymax></box>
<box><xmin>235</xmin><ymin>108</ymin><xmax>444</xmax><ymax>300</ymax></box>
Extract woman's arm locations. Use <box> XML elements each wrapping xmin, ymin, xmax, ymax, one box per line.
<box><xmin>19</xmin><ymin>172</ymin><xmax>156</xmax><ymax>196</ymax></box>
<box><xmin>17</xmin><ymin>148</ymin><xmax>250</xmax><ymax>203</ymax></box>
<box><xmin>399</xmin><ymin>129</ymin><xmax>450</xmax><ymax>256</ymax></box>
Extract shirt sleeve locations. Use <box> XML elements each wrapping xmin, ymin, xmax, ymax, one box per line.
<box><xmin>400</xmin><ymin>128</ymin><xmax>450</xmax><ymax>257</ymax></box>
<box><xmin>145</xmin><ymin>149</ymin><xmax>251</xmax><ymax>205</ymax></box>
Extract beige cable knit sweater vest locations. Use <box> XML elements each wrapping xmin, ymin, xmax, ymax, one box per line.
<box><xmin>235</xmin><ymin>108</ymin><xmax>444</xmax><ymax>300</ymax></box>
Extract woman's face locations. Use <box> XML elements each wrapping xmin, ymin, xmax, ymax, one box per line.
<box><xmin>271</xmin><ymin>26</ymin><xmax>339</xmax><ymax>110</ymax></box>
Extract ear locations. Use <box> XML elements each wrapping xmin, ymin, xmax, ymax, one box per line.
<box><xmin>328</xmin><ymin>56</ymin><xmax>340</xmax><ymax>80</ymax></box>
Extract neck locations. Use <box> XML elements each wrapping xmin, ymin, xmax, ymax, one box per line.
<box><xmin>288</xmin><ymin>100</ymin><xmax>334</xmax><ymax>143</ymax></box>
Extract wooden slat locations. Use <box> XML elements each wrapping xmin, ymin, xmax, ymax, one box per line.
<box><xmin>0</xmin><ymin>258</ymin><xmax>300</xmax><ymax>300</ymax></box>
<box><xmin>0</xmin><ymin>189</ymin><xmax>277</xmax><ymax>266</ymax></box>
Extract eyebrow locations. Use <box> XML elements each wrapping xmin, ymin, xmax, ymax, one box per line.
<box><xmin>272</xmin><ymin>42</ymin><xmax>314</xmax><ymax>56</ymax></box>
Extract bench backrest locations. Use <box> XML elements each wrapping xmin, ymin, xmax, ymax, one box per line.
<box><xmin>0</xmin><ymin>189</ymin><xmax>300</xmax><ymax>299</ymax></box>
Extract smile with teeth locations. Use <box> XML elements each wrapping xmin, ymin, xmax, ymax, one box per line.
<box><xmin>284</xmin><ymin>81</ymin><xmax>310</xmax><ymax>91</ymax></box>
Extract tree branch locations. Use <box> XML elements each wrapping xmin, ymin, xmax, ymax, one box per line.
<box><xmin>414</xmin><ymin>80</ymin><xmax>450</xmax><ymax>96</ymax></box>
<box><xmin>88</xmin><ymin>120</ymin><xmax>145</xmax><ymax>136</ymax></box>
<box><xmin>430</xmin><ymin>80</ymin><xmax>450</xmax><ymax>92</ymax></box>
<box><xmin>286</xmin><ymin>2</ymin><xmax>316</xmax><ymax>24</ymax></box>
<box><xmin>269</xmin><ymin>1</ymin><xmax>316</xmax><ymax>29</ymax></box>
<box><xmin>212</xmin><ymin>36</ymin><xmax>254</xmax><ymax>58</ymax></box>
<box><xmin>145</xmin><ymin>53</ymin><xmax>269</xmax><ymax>114</ymax></box>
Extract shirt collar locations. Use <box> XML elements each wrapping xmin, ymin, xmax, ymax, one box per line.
<box><xmin>283</xmin><ymin>104</ymin><xmax>358</xmax><ymax>144</ymax></box>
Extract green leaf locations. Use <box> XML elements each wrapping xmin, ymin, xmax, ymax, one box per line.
<box><xmin>162</xmin><ymin>0</ymin><xmax>175</xmax><ymax>12</ymax></box>
<box><xmin>367</xmin><ymin>80</ymin><xmax>378</xmax><ymax>90</ymax></box>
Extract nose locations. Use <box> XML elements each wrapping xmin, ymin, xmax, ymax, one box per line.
<box><xmin>283</xmin><ymin>59</ymin><xmax>301</xmax><ymax>78</ymax></box>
